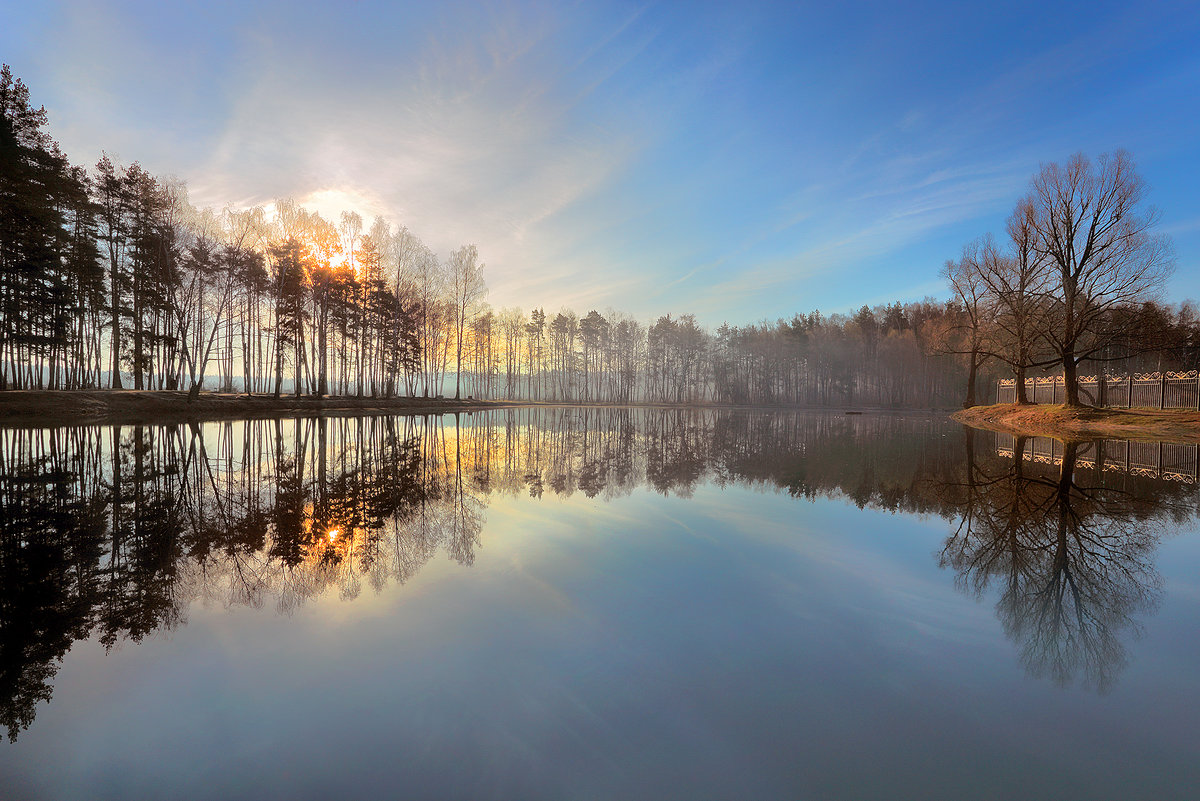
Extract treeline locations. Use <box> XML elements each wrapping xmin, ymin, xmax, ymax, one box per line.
<box><xmin>468</xmin><ymin>302</ymin><xmax>969</xmax><ymax>406</ymax></box>
<box><xmin>0</xmin><ymin>65</ymin><xmax>966</xmax><ymax>407</ymax></box>
<box><xmin>2</xmin><ymin>66</ymin><xmax>1191</xmax><ymax>407</ymax></box>
<box><xmin>1</xmin><ymin>65</ymin><xmax>488</xmax><ymax>398</ymax></box>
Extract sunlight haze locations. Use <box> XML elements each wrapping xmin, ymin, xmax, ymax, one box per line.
<box><xmin>4</xmin><ymin>0</ymin><xmax>1197</xmax><ymax>323</ymax></box>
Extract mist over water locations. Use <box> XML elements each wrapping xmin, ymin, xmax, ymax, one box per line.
<box><xmin>1</xmin><ymin>408</ymin><xmax>1198</xmax><ymax>799</ymax></box>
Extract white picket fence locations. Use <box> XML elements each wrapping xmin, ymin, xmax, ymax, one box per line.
<box><xmin>996</xmin><ymin>370</ymin><xmax>1200</xmax><ymax>409</ymax></box>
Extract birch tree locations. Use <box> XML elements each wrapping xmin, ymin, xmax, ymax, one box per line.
<box><xmin>447</xmin><ymin>244</ymin><xmax>486</xmax><ymax>400</ymax></box>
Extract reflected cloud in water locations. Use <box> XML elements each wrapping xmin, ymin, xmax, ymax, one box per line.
<box><xmin>0</xmin><ymin>409</ymin><xmax>1196</xmax><ymax>740</ymax></box>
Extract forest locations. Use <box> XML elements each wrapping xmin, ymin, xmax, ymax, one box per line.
<box><xmin>1</xmin><ymin>66</ymin><xmax>1194</xmax><ymax>408</ymax></box>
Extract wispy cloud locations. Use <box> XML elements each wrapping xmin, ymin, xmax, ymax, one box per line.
<box><xmin>6</xmin><ymin>0</ymin><xmax>1197</xmax><ymax>322</ymax></box>
<box><xmin>34</xmin><ymin>1</ymin><xmax>655</xmax><ymax>311</ymax></box>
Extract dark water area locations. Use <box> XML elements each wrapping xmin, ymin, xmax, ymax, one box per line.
<box><xmin>0</xmin><ymin>409</ymin><xmax>1198</xmax><ymax>800</ymax></box>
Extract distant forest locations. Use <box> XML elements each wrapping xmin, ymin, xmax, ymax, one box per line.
<box><xmin>1</xmin><ymin>65</ymin><xmax>1192</xmax><ymax>407</ymax></box>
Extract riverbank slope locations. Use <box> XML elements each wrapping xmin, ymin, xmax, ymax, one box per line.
<box><xmin>953</xmin><ymin>403</ymin><xmax>1200</xmax><ymax>443</ymax></box>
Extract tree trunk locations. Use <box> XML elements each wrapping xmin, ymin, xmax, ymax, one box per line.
<box><xmin>1062</xmin><ymin>351</ymin><xmax>1081</xmax><ymax>406</ymax></box>
<box><xmin>964</xmin><ymin>350</ymin><xmax>979</xmax><ymax>407</ymax></box>
<box><xmin>1014</xmin><ymin>363</ymin><xmax>1029</xmax><ymax>404</ymax></box>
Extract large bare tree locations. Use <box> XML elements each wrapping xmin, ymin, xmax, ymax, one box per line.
<box><xmin>1030</xmin><ymin>151</ymin><xmax>1174</xmax><ymax>405</ymax></box>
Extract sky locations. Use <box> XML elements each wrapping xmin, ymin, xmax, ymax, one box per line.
<box><xmin>3</xmin><ymin>0</ymin><xmax>1199</xmax><ymax>325</ymax></box>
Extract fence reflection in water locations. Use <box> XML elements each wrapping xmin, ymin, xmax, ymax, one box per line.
<box><xmin>994</xmin><ymin>431</ymin><xmax>1200</xmax><ymax>484</ymax></box>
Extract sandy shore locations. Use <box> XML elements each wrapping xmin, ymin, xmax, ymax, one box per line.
<box><xmin>952</xmin><ymin>403</ymin><xmax>1200</xmax><ymax>443</ymax></box>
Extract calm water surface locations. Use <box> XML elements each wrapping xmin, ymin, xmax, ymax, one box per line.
<box><xmin>1</xmin><ymin>409</ymin><xmax>1198</xmax><ymax>800</ymax></box>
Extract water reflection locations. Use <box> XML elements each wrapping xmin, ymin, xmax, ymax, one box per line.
<box><xmin>940</xmin><ymin>433</ymin><xmax>1188</xmax><ymax>692</ymax></box>
<box><xmin>0</xmin><ymin>409</ymin><xmax>1195</xmax><ymax>740</ymax></box>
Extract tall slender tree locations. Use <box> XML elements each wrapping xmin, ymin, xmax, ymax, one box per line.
<box><xmin>447</xmin><ymin>244</ymin><xmax>486</xmax><ymax>400</ymax></box>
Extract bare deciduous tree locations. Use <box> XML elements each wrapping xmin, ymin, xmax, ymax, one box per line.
<box><xmin>943</xmin><ymin>242</ymin><xmax>994</xmax><ymax>407</ymax></box>
<box><xmin>1030</xmin><ymin>151</ymin><xmax>1174</xmax><ymax>405</ymax></box>
<box><xmin>974</xmin><ymin>208</ymin><xmax>1052</xmax><ymax>404</ymax></box>
<box><xmin>448</xmin><ymin>244</ymin><xmax>486</xmax><ymax>400</ymax></box>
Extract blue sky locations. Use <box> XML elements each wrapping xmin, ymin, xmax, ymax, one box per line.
<box><xmin>3</xmin><ymin>0</ymin><xmax>1199</xmax><ymax>324</ymax></box>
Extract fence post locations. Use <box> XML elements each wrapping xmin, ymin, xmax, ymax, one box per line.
<box><xmin>1128</xmin><ymin>373</ymin><xmax>1133</xmax><ymax>409</ymax></box>
<box><xmin>1160</xmin><ymin>373</ymin><xmax>1167</xmax><ymax>410</ymax></box>
<box><xmin>1098</xmin><ymin>373</ymin><xmax>1106</xmax><ymax>408</ymax></box>
<box><xmin>1195</xmin><ymin>371</ymin><xmax>1199</xmax><ymax>411</ymax></box>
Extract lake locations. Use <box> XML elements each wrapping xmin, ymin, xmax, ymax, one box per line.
<box><xmin>1</xmin><ymin>408</ymin><xmax>1198</xmax><ymax>800</ymax></box>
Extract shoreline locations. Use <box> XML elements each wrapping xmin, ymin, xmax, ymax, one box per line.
<box><xmin>953</xmin><ymin>403</ymin><xmax>1200</xmax><ymax>444</ymax></box>
<box><xmin>0</xmin><ymin>390</ymin><xmax>517</xmax><ymax>427</ymax></box>
<box><xmin>0</xmin><ymin>390</ymin><xmax>955</xmax><ymax>427</ymax></box>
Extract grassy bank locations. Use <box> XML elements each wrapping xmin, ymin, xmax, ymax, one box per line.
<box><xmin>0</xmin><ymin>390</ymin><xmax>514</xmax><ymax>427</ymax></box>
<box><xmin>953</xmin><ymin>403</ymin><xmax>1200</xmax><ymax>443</ymax></box>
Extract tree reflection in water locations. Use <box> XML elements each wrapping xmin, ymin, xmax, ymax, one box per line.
<box><xmin>0</xmin><ymin>410</ymin><xmax>1195</xmax><ymax>739</ymax></box>
<box><xmin>941</xmin><ymin>431</ymin><xmax>1192</xmax><ymax>692</ymax></box>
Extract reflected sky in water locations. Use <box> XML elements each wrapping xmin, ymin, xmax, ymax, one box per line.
<box><xmin>1</xmin><ymin>409</ymin><xmax>1198</xmax><ymax>800</ymax></box>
